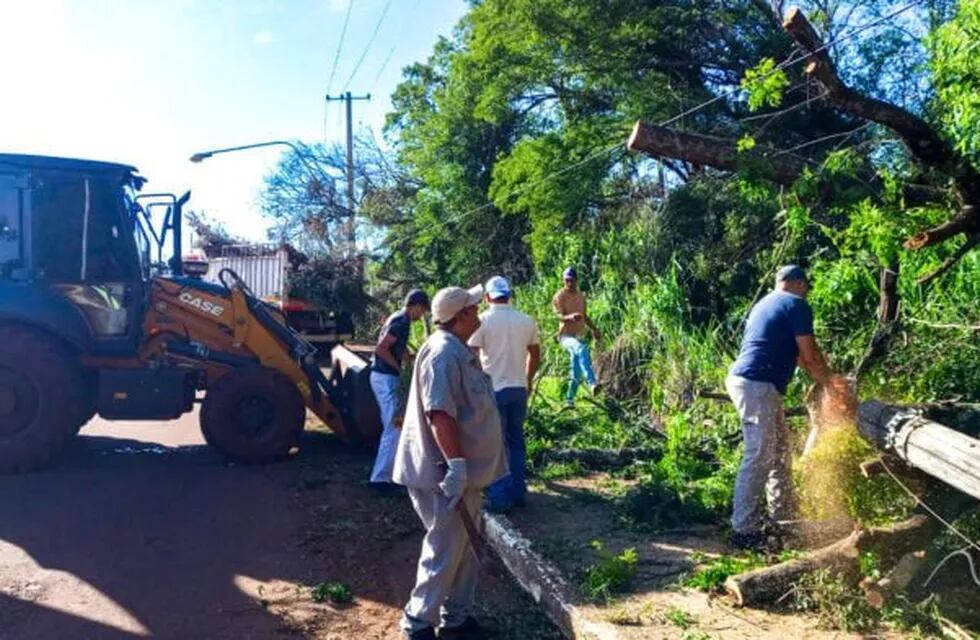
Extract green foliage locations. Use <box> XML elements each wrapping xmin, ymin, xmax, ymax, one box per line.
<box><xmin>311</xmin><ymin>581</ymin><xmax>353</xmax><ymax>605</ymax></box>
<box><xmin>582</xmin><ymin>541</ymin><xmax>638</xmax><ymax>601</ymax></box>
<box><xmin>686</xmin><ymin>553</ymin><xmax>766</xmax><ymax>592</ymax></box>
<box><xmin>930</xmin><ymin>0</ymin><xmax>980</xmax><ymax>167</ymax></box>
<box><xmin>736</xmin><ymin>135</ymin><xmax>757</xmax><ymax>152</ymax></box>
<box><xmin>664</xmin><ymin>605</ymin><xmax>696</xmax><ymax>629</ymax></box>
<box><xmin>792</xmin><ymin>570</ymin><xmax>879</xmax><ymax>632</ymax></box>
<box><xmin>741</xmin><ymin>57</ymin><xmax>790</xmax><ymax>111</ymax></box>
<box><xmin>537</xmin><ymin>460</ymin><xmax>587</xmax><ymax>480</ymax></box>
<box><xmin>369</xmin><ymin>6</ymin><xmax>980</xmax><ymax>613</ymax></box>
<box><xmin>793</xmin><ymin>570</ymin><xmax>946</xmax><ymax>635</ymax></box>
<box><xmin>618</xmin><ymin>410</ymin><xmax>741</xmax><ymax>530</ymax></box>
<box><xmin>286</xmin><ymin>255</ymin><xmax>377</xmax><ymax>333</ymax></box>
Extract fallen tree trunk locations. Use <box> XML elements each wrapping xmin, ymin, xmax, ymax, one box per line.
<box><xmin>626</xmin><ymin>121</ymin><xmax>806</xmax><ymax>185</ymax></box>
<box><xmin>726</xmin><ymin>514</ymin><xmax>942</xmax><ymax>606</ymax></box>
<box><xmin>858</xmin><ymin>400</ymin><xmax>980</xmax><ymax>501</ymax></box>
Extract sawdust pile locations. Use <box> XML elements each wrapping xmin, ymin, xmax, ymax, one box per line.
<box><xmin>795</xmin><ymin>378</ymin><xmax>871</xmax><ymax>521</ymax></box>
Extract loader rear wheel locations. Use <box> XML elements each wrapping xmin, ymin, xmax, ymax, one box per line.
<box><xmin>200</xmin><ymin>367</ymin><xmax>305</xmax><ymax>463</ymax></box>
<box><xmin>0</xmin><ymin>326</ymin><xmax>84</xmax><ymax>473</ymax></box>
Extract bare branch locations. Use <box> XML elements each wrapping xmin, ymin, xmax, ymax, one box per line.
<box><xmin>905</xmin><ymin>206</ymin><xmax>980</xmax><ymax>250</ymax></box>
<box><xmin>783</xmin><ymin>7</ymin><xmax>966</xmax><ymax>179</ymax></box>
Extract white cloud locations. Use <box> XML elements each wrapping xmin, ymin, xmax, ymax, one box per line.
<box><xmin>252</xmin><ymin>30</ymin><xmax>274</xmax><ymax>45</ymax></box>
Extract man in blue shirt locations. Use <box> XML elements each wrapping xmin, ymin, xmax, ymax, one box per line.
<box><xmin>369</xmin><ymin>289</ymin><xmax>430</xmax><ymax>488</ymax></box>
<box><xmin>727</xmin><ymin>265</ymin><xmax>842</xmax><ymax>549</ymax></box>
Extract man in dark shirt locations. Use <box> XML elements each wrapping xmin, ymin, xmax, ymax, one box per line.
<box><xmin>727</xmin><ymin>265</ymin><xmax>843</xmax><ymax>549</ymax></box>
<box><xmin>369</xmin><ymin>289</ymin><xmax>430</xmax><ymax>487</ymax></box>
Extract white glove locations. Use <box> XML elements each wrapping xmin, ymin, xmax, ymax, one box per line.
<box><xmin>438</xmin><ymin>458</ymin><xmax>468</xmax><ymax>508</ymax></box>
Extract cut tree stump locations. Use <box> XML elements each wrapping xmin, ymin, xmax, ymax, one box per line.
<box><xmin>860</xmin><ymin>550</ymin><xmax>928</xmax><ymax>609</ymax></box>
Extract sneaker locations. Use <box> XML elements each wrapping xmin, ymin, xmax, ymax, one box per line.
<box><xmin>439</xmin><ymin>616</ymin><xmax>483</xmax><ymax>639</ymax></box>
<box><xmin>404</xmin><ymin>627</ymin><xmax>437</xmax><ymax>640</ymax></box>
<box><xmin>729</xmin><ymin>531</ymin><xmax>766</xmax><ymax>552</ymax></box>
<box><xmin>483</xmin><ymin>499</ymin><xmax>512</xmax><ymax>514</ymax></box>
<box><xmin>368</xmin><ymin>481</ymin><xmax>406</xmax><ymax>496</ymax></box>
<box><xmin>590</xmin><ymin>382</ymin><xmax>602</xmax><ymax>395</ymax></box>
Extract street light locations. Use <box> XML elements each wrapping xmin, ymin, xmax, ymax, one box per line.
<box><xmin>189</xmin><ymin>140</ymin><xmax>305</xmax><ymax>164</ymax></box>
<box><xmin>188</xmin><ymin>139</ymin><xmax>355</xmax><ymax>252</ymax></box>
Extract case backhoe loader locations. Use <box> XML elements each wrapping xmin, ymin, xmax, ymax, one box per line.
<box><xmin>0</xmin><ymin>154</ymin><xmax>373</xmax><ymax>472</ymax></box>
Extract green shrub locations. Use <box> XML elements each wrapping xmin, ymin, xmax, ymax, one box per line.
<box><xmin>582</xmin><ymin>540</ymin><xmax>638</xmax><ymax>601</ymax></box>
<box><xmin>664</xmin><ymin>605</ymin><xmax>696</xmax><ymax>629</ymax></box>
<box><xmin>537</xmin><ymin>460</ymin><xmax>586</xmax><ymax>480</ymax></box>
<box><xmin>311</xmin><ymin>581</ymin><xmax>353</xmax><ymax>605</ymax></box>
<box><xmin>686</xmin><ymin>553</ymin><xmax>767</xmax><ymax>592</ymax></box>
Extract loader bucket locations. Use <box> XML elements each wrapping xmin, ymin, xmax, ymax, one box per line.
<box><xmin>328</xmin><ymin>344</ymin><xmax>382</xmax><ymax>448</ymax></box>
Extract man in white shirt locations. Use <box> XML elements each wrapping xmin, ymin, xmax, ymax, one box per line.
<box><xmin>467</xmin><ymin>276</ymin><xmax>541</xmax><ymax>512</ymax></box>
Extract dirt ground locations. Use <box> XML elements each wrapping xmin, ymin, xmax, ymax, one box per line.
<box><xmin>509</xmin><ymin>473</ymin><xmax>917</xmax><ymax>640</ymax></box>
<box><xmin>0</xmin><ymin>413</ymin><xmax>559</xmax><ymax>640</ymax></box>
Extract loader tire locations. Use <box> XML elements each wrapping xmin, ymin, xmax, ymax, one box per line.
<box><xmin>0</xmin><ymin>326</ymin><xmax>85</xmax><ymax>473</ymax></box>
<box><xmin>201</xmin><ymin>367</ymin><xmax>305</xmax><ymax>464</ymax></box>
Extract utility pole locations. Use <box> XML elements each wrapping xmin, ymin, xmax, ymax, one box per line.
<box><xmin>325</xmin><ymin>91</ymin><xmax>370</xmax><ymax>256</ymax></box>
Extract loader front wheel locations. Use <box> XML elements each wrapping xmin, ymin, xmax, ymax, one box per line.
<box><xmin>0</xmin><ymin>326</ymin><xmax>84</xmax><ymax>473</ymax></box>
<box><xmin>200</xmin><ymin>367</ymin><xmax>305</xmax><ymax>463</ymax></box>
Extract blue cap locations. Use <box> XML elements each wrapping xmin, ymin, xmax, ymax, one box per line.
<box><xmin>485</xmin><ymin>276</ymin><xmax>511</xmax><ymax>300</ymax></box>
<box><xmin>563</xmin><ymin>267</ymin><xmax>578</xmax><ymax>280</ymax></box>
<box><xmin>404</xmin><ymin>289</ymin><xmax>430</xmax><ymax>309</ymax></box>
<box><xmin>776</xmin><ymin>265</ymin><xmax>808</xmax><ymax>283</ymax></box>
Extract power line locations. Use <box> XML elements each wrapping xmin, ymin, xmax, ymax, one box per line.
<box><xmin>368</xmin><ymin>44</ymin><xmax>398</xmax><ymax>94</ymax></box>
<box><xmin>381</xmin><ymin>141</ymin><xmax>625</xmax><ymax>251</ymax></box>
<box><xmin>325</xmin><ymin>0</ymin><xmax>354</xmax><ymax>96</ymax></box>
<box><xmin>341</xmin><ymin>0</ymin><xmax>394</xmax><ymax>93</ymax></box>
<box><xmin>378</xmin><ymin>0</ymin><xmax>925</xmax><ymax>251</ymax></box>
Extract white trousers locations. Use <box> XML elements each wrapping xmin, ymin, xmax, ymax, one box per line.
<box><xmin>726</xmin><ymin>375</ymin><xmax>797</xmax><ymax>533</ymax></box>
<box><xmin>402</xmin><ymin>488</ymin><xmax>482</xmax><ymax>633</ymax></box>
<box><xmin>369</xmin><ymin>371</ymin><xmax>401</xmax><ymax>483</ymax></box>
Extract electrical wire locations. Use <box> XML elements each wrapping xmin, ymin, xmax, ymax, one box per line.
<box><xmin>381</xmin><ymin>140</ymin><xmax>626</xmax><ymax>251</ymax></box>
<box><xmin>880</xmin><ymin>458</ymin><xmax>980</xmax><ymax>553</ymax></box>
<box><xmin>367</xmin><ymin>0</ymin><xmax>421</xmax><ymax>94</ymax></box>
<box><xmin>325</xmin><ymin>0</ymin><xmax>354</xmax><ymax>96</ymax></box>
<box><xmin>341</xmin><ymin>0</ymin><xmax>395</xmax><ymax>93</ymax></box>
<box><xmin>368</xmin><ymin>44</ymin><xmax>398</xmax><ymax>94</ymax></box>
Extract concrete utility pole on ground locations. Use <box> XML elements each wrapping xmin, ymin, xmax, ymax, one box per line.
<box><xmin>325</xmin><ymin>91</ymin><xmax>371</xmax><ymax>255</ymax></box>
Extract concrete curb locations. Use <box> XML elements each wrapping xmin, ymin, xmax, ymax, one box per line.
<box><xmin>483</xmin><ymin>512</ymin><xmax>622</xmax><ymax>640</ymax></box>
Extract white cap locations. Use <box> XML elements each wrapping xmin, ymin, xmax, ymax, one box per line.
<box><xmin>432</xmin><ymin>285</ymin><xmax>484</xmax><ymax>324</ymax></box>
<box><xmin>485</xmin><ymin>275</ymin><xmax>511</xmax><ymax>300</ymax></box>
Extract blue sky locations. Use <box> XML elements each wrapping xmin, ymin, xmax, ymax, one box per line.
<box><xmin>0</xmin><ymin>0</ymin><xmax>468</xmax><ymax>241</ymax></box>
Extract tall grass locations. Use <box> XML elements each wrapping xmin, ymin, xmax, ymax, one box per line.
<box><xmin>505</xmin><ymin>218</ymin><xmax>980</xmax><ymax>524</ymax></box>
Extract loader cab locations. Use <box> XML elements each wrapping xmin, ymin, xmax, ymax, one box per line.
<box><xmin>0</xmin><ymin>154</ymin><xmax>184</xmax><ymax>357</ymax></box>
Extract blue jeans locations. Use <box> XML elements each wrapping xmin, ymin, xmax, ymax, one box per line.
<box><xmin>559</xmin><ymin>335</ymin><xmax>596</xmax><ymax>402</ymax></box>
<box><xmin>369</xmin><ymin>371</ymin><xmax>401</xmax><ymax>483</ymax></box>
<box><xmin>486</xmin><ymin>387</ymin><xmax>528</xmax><ymax>508</ymax></box>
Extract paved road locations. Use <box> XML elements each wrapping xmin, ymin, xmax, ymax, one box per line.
<box><xmin>0</xmin><ymin>413</ymin><xmax>559</xmax><ymax>640</ymax></box>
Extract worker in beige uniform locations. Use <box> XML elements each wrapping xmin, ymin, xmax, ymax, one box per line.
<box><xmin>552</xmin><ymin>266</ymin><xmax>601</xmax><ymax>406</ymax></box>
<box><xmin>393</xmin><ymin>284</ymin><xmax>506</xmax><ymax>640</ymax></box>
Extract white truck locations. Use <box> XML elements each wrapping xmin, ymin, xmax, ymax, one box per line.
<box><xmin>197</xmin><ymin>243</ymin><xmax>354</xmax><ymax>355</ymax></box>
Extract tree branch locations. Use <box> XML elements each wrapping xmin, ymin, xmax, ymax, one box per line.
<box><xmin>916</xmin><ymin>234</ymin><xmax>980</xmax><ymax>286</ymax></box>
<box><xmin>782</xmin><ymin>7</ymin><xmax>964</xmax><ymax>179</ymax></box>
<box><xmin>853</xmin><ymin>260</ymin><xmax>900</xmax><ymax>377</ymax></box>
<box><xmin>627</xmin><ymin>121</ymin><xmax>806</xmax><ymax>185</ymax></box>
<box><xmin>904</xmin><ymin>206</ymin><xmax>980</xmax><ymax>250</ymax></box>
